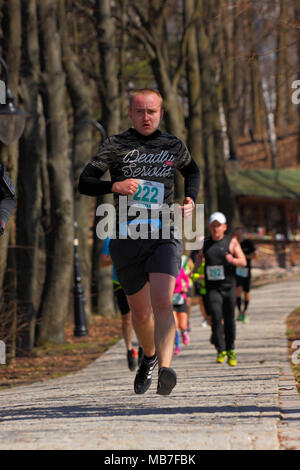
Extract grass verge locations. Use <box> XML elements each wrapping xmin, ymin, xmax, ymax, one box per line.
<box><xmin>0</xmin><ymin>315</ymin><xmax>122</xmax><ymax>390</ymax></box>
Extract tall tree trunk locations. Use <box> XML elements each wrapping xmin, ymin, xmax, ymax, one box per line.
<box><xmin>197</xmin><ymin>3</ymin><xmax>218</xmax><ymax>218</ymax></box>
<box><xmin>118</xmin><ymin>0</ymin><xmax>128</xmax><ymax>119</ymax></box>
<box><xmin>0</xmin><ymin>0</ymin><xmax>22</xmax><ymax>361</ymax></box>
<box><xmin>94</xmin><ymin>0</ymin><xmax>120</xmax><ymax>136</ymax></box>
<box><xmin>93</xmin><ymin>0</ymin><xmax>120</xmax><ymax>318</ymax></box>
<box><xmin>275</xmin><ymin>0</ymin><xmax>287</xmax><ymax>129</ymax></box>
<box><xmin>59</xmin><ymin>0</ymin><xmax>93</xmax><ymax>323</ymax></box>
<box><xmin>254</xmin><ymin>2</ymin><xmax>278</xmax><ymax>169</ymax></box>
<box><xmin>261</xmin><ymin>76</ymin><xmax>277</xmax><ymax>169</ymax></box>
<box><xmin>16</xmin><ymin>0</ymin><xmax>45</xmax><ymax>352</ymax></box>
<box><xmin>184</xmin><ymin>0</ymin><xmax>204</xmax><ymax>202</ymax></box>
<box><xmin>37</xmin><ymin>0</ymin><xmax>74</xmax><ymax>344</ymax></box>
<box><xmin>247</xmin><ymin>6</ymin><xmax>263</xmax><ymax>138</ymax></box>
<box><xmin>197</xmin><ymin>0</ymin><xmax>237</xmax><ymax>229</ymax></box>
<box><xmin>220</xmin><ymin>0</ymin><xmax>238</xmax><ymax>160</ymax></box>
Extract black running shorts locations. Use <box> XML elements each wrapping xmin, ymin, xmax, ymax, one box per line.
<box><xmin>173</xmin><ymin>300</ymin><xmax>187</xmax><ymax>313</ymax></box>
<box><xmin>110</xmin><ymin>238</ymin><xmax>183</xmax><ymax>296</ymax></box>
<box><xmin>236</xmin><ymin>275</ymin><xmax>251</xmax><ymax>293</ymax></box>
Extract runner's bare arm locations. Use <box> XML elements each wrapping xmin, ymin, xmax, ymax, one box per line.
<box><xmin>226</xmin><ymin>238</ymin><xmax>247</xmax><ymax>267</ymax></box>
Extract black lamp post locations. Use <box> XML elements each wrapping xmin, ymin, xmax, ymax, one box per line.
<box><xmin>73</xmin><ymin>213</ymin><xmax>88</xmax><ymax>337</ymax></box>
<box><xmin>0</xmin><ymin>57</ymin><xmax>28</xmax><ymax>145</ymax></box>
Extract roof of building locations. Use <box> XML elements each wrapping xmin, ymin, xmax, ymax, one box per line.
<box><xmin>227</xmin><ymin>169</ymin><xmax>300</xmax><ymax>199</ymax></box>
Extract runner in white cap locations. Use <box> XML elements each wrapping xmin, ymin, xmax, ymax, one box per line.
<box><xmin>209</xmin><ymin>211</ymin><xmax>227</xmax><ymax>225</ymax></box>
<box><xmin>197</xmin><ymin>212</ymin><xmax>246</xmax><ymax>366</ymax></box>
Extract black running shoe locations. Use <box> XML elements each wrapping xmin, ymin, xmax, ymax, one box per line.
<box><xmin>127</xmin><ymin>349</ymin><xmax>138</xmax><ymax>371</ymax></box>
<box><xmin>156</xmin><ymin>367</ymin><xmax>177</xmax><ymax>396</ymax></box>
<box><xmin>134</xmin><ymin>355</ymin><xmax>158</xmax><ymax>394</ymax></box>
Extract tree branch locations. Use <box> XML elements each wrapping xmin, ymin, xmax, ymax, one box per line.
<box><xmin>72</xmin><ymin>0</ymin><xmax>96</xmax><ymax>26</ymax></box>
<box><xmin>173</xmin><ymin>7</ymin><xmax>200</xmax><ymax>88</ymax></box>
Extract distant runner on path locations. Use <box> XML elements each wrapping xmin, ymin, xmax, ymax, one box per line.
<box><xmin>232</xmin><ymin>227</ymin><xmax>257</xmax><ymax>324</ymax></box>
<box><xmin>197</xmin><ymin>212</ymin><xmax>246</xmax><ymax>366</ymax></box>
<box><xmin>79</xmin><ymin>88</ymin><xmax>200</xmax><ymax>395</ymax></box>
<box><xmin>172</xmin><ymin>266</ymin><xmax>190</xmax><ymax>356</ymax></box>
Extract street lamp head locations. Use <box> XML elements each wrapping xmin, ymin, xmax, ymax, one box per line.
<box><xmin>0</xmin><ymin>57</ymin><xmax>29</xmax><ymax>146</ymax></box>
<box><xmin>0</xmin><ymin>90</ymin><xmax>28</xmax><ymax>146</ymax></box>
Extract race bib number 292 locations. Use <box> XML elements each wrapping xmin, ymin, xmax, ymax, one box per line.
<box><xmin>206</xmin><ymin>265</ymin><xmax>225</xmax><ymax>281</ymax></box>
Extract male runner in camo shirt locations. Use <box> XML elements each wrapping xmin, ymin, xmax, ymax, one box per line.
<box><xmin>79</xmin><ymin>89</ymin><xmax>200</xmax><ymax>395</ymax></box>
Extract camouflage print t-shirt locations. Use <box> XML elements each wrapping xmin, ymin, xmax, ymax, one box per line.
<box><xmin>81</xmin><ymin>128</ymin><xmax>192</xmax><ymax>237</ymax></box>
<box><xmin>88</xmin><ymin>128</ymin><xmax>191</xmax><ymax>205</ymax></box>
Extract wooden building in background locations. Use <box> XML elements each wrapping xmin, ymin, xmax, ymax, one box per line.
<box><xmin>227</xmin><ymin>169</ymin><xmax>300</xmax><ymax>268</ymax></box>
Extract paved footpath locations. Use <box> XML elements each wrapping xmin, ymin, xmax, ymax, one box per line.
<box><xmin>0</xmin><ymin>279</ymin><xmax>299</xmax><ymax>450</ymax></box>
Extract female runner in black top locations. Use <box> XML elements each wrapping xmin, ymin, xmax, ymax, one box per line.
<box><xmin>200</xmin><ymin>212</ymin><xmax>246</xmax><ymax>366</ymax></box>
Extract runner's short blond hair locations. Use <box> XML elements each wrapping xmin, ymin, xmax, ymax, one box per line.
<box><xmin>129</xmin><ymin>88</ymin><xmax>163</xmax><ymax>110</ymax></box>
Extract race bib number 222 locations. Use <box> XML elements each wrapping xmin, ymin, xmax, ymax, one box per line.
<box><xmin>127</xmin><ymin>179</ymin><xmax>164</xmax><ymax>209</ymax></box>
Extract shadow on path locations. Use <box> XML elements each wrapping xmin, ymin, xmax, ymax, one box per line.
<box><xmin>0</xmin><ymin>404</ymin><xmax>290</xmax><ymax>423</ymax></box>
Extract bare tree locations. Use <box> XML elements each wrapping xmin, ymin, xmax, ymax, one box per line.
<box><xmin>128</xmin><ymin>1</ymin><xmax>186</xmax><ymax>141</ymax></box>
<box><xmin>16</xmin><ymin>0</ymin><xmax>48</xmax><ymax>352</ymax></box>
<box><xmin>92</xmin><ymin>0</ymin><xmax>120</xmax><ymax>318</ymax></box>
<box><xmin>0</xmin><ymin>0</ymin><xmax>22</xmax><ymax>361</ymax></box>
<box><xmin>37</xmin><ymin>0</ymin><xmax>74</xmax><ymax>344</ymax></box>
<box><xmin>184</xmin><ymin>0</ymin><xmax>204</xmax><ymax>202</ymax></box>
<box><xmin>219</xmin><ymin>0</ymin><xmax>239</xmax><ymax>160</ymax></box>
<box><xmin>246</xmin><ymin>4</ymin><xmax>264</xmax><ymax>139</ymax></box>
<box><xmin>196</xmin><ymin>0</ymin><xmax>218</xmax><ymax>217</ymax></box>
<box><xmin>94</xmin><ymin>0</ymin><xmax>121</xmax><ymax>136</ymax></box>
<box><xmin>254</xmin><ymin>1</ymin><xmax>278</xmax><ymax>168</ymax></box>
<box><xmin>59</xmin><ymin>0</ymin><xmax>93</xmax><ymax>323</ymax></box>
<box><xmin>197</xmin><ymin>0</ymin><xmax>238</xmax><ymax>227</ymax></box>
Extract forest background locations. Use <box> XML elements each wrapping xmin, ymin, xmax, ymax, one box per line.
<box><xmin>0</xmin><ymin>0</ymin><xmax>299</xmax><ymax>361</ymax></box>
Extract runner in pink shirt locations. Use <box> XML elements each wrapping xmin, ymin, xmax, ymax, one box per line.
<box><xmin>173</xmin><ymin>267</ymin><xmax>190</xmax><ymax>354</ymax></box>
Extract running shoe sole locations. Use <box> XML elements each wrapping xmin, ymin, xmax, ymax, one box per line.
<box><xmin>134</xmin><ymin>356</ymin><xmax>158</xmax><ymax>394</ymax></box>
<box><xmin>156</xmin><ymin>367</ymin><xmax>177</xmax><ymax>396</ymax></box>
